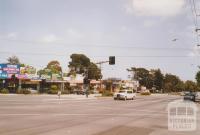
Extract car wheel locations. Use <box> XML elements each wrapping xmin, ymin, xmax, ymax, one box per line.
<box><xmin>124</xmin><ymin>96</ymin><xmax>127</xmax><ymax>101</ymax></box>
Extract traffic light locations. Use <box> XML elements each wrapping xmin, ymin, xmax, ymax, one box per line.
<box><xmin>109</xmin><ymin>56</ymin><xmax>115</xmax><ymax>65</ymax></box>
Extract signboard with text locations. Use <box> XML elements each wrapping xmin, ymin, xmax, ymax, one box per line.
<box><xmin>0</xmin><ymin>64</ymin><xmax>20</xmax><ymax>79</ymax></box>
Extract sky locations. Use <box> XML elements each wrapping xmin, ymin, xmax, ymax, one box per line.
<box><xmin>0</xmin><ymin>0</ymin><xmax>200</xmax><ymax>81</ymax></box>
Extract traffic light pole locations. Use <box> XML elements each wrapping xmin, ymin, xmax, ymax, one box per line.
<box><xmin>95</xmin><ymin>61</ymin><xmax>109</xmax><ymax>92</ymax></box>
<box><xmin>96</xmin><ymin>56</ymin><xmax>115</xmax><ymax>93</ymax></box>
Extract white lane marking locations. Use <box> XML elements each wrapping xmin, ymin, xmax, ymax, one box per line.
<box><xmin>43</xmin><ymin>98</ymin><xmax>97</xmax><ymax>101</ymax></box>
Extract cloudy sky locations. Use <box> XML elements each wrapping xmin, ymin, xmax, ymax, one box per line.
<box><xmin>1</xmin><ymin>0</ymin><xmax>200</xmax><ymax>81</ymax></box>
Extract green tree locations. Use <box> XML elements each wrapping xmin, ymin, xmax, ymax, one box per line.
<box><xmin>164</xmin><ymin>74</ymin><xmax>181</xmax><ymax>92</ymax></box>
<box><xmin>184</xmin><ymin>80</ymin><xmax>197</xmax><ymax>92</ymax></box>
<box><xmin>68</xmin><ymin>54</ymin><xmax>102</xmax><ymax>80</ymax></box>
<box><xmin>88</xmin><ymin>62</ymin><xmax>102</xmax><ymax>80</ymax></box>
<box><xmin>7</xmin><ymin>55</ymin><xmax>20</xmax><ymax>64</ymax></box>
<box><xmin>174</xmin><ymin>81</ymin><xmax>185</xmax><ymax>92</ymax></box>
<box><xmin>151</xmin><ymin>69</ymin><xmax>164</xmax><ymax>90</ymax></box>
<box><xmin>195</xmin><ymin>71</ymin><xmax>200</xmax><ymax>86</ymax></box>
<box><xmin>37</xmin><ymin>60</ymin><xmax>62</xmax><ymax>77</ymax></box>
<box><xmin>68</xmin><ymin>54</ymin><xmax>90</xmax><ymax>74</ymax></box>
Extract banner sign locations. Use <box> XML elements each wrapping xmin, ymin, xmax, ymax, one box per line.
<box><xmin>0</xmin><ymin>64</ymin><xmax>20</xmax><ymax>79</ymax></box>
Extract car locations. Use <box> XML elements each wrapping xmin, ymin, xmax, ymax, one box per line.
<box><xmin>183</xmin><ymin>91</ymin><xmax>196</xmax><ymax>101</ymax></box>
<box><xmin>113</xmin><ymin>89</ymin><xmax>136</xmax><ymax>100</ymax></box>
<box><xmin>194</xmin><ymin>92</ymin><xmax>200</xmax><ymax>102</ymax></box>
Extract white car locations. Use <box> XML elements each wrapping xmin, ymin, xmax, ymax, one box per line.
<box><xmin>195</xmin><ymin>92</ymin><xmax>200</xmax><ymax>102</ymax></box>
<box><xmin>113</xmin><ymin>90</ymin><xmax>136</xmax><ymax>100</ymax></box>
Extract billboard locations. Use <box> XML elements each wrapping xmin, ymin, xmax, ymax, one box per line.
<box><xmin>20</xmin><ymin>66</ymin><xmax>36</xmax><ymax>75</ymax></box>
<box><xmin>0</xmin><ymin>64</ymin><xmax>20</xmax><ymax>79</ymax></box>
<box><xmin>19</xmin><ymin>65</ymin><xmax>38</xmax><ymax>80</ymax></box>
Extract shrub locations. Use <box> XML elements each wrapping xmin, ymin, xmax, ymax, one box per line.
<box><xmin>102</xmin><ymin>90</ymin><xmax>113</xmax><ymax>97</ymax></box>
<box><xmin>47</xmin><ymin>85</ymin><xmax>59</xmax><ymax>94</ymax></box>
<box><xmin>48</xmin><ymin>89</ymin><xmax>58</xmax><ymax>94</ymax></box>
<box><xmin>51</xmin><ymin>85</ymin><xmax>58</xmax><ymax>90</ymax></box>
<box><xmin>0</xmin><ymin>88</ymin><xmax>9</xmax><ymax>94</ymax></box>
<box><xmin>16</xmin><ymin>89</ymin><xmax>31</xmax><ymax>94</ymax></box>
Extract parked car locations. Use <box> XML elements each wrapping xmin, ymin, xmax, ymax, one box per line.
<box><xmin>183</xmin><ymin>91</ymin><xmax>196</xmax><ymax>101</ymax></box>
<box><xmin>113</xmin><ymin>89</ymin><xmax>136</xmax><ymax>100</ymax></box>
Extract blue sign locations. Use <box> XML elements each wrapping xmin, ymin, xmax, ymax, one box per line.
<box><xmin>0</xmin><ymin>64</ymin><xmax>20</xmax><ymax>79</ymax></box>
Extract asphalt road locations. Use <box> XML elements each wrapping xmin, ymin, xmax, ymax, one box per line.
<box><xmin>0</xmin><ymin>94</ymin><xmax>199</xmax><ymax>135</ymax></box>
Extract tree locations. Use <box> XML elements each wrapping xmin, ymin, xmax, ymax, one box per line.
<box><xmin>47</xmin><ymin>60</ymin><xmax>62</xmax><ymax>74</ymax></box>
<box><xmin>68</xmin><ymin>54</ymin><xmax>90</xmax><ymax>74</ymax></box>
<box><xmin>174</xmin><ymin>81</ymin><xmax>185</xmax><ymax>92</ymax></box>
<box><xmin>151</xmin><ymin>69</ymin><xmax>164</xmax><ymax>90</ymax></box>
<box><xmin>196</xmin><ymin>71</ymin><xmax>200</xmax><ymax>86</ymax></box>
<box><xmin>7</xmin><ymin>55</ymin><xmax>20</xmax><ymax>64</ymax></box>
<box><xmin>164</xmin><ymin>74</ymin><xmax>182</xmax><ymax>92</ymax></box>
<box><xmin>184</xmin><ymin>80</ymin><xmax>197</xmax><ymax>92</ymax></box>
<box><xmin>68</xmin><ymin>54</ymin><xmax>102</xmax><ymax>80</ymax></box>
<box><xmin>37</xmin><ymin>60</ymin><xmax>62</xmax><ymax>78</ymax></box>
<box><xmin>88</xmin><ymin>62</ymin><xmax>102</xmax><ymax>80</ymax></box>
<box><xmin>127</xmin><ymin>67</ymin><xmax>150</xmax><ymax>88</ymax></box>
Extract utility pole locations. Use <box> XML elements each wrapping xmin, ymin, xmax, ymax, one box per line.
<box><xmin>95</xmin><ymin>61</ymin><xmax>109</xmax><ymax>92</ymax></box>
<box><xmin>127</xmin><ymin>69</ymin><xmax>138</xmax><ymax>93</ymax></box>
<box><xmin>83</xmin><ymin>68</ymin><xmax>89</xmax><ymax>98</ymax></box>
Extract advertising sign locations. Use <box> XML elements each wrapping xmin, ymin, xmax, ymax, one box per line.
<box><xmin>20</xmin><ymin>66</ymin><xmax>36</xmax><ymax>75</ymax></box>
<box><xmin>0</xmin><ymin>64</ymin><xmax>20</xmax><ymax>79</ymax></box>
<box><xmin>19</xmin><ymin>65</ymin><xmax>37</xmax><ymax>80</ymax></box>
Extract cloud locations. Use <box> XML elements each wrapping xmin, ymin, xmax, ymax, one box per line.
<box><xmin>120</xmin><ymin>26</ymin><xmax>128</xmax><ymax>32</ymax></box>
<box><xmin>7</xmin><ymin>32</ymin><xmax>18</xmax><ymax>40</ymax></box>
<box><xmin>126</xmin><ymin>0</ymin><xmax>185</xmax><ymax>17</ymax></box>
<box><xmin>42</xmin><ymin>34</ymin><xmax>61</xmax><ymax>43</ymax></box>
<box><xmin>143</xmin><ymin>20</ymin><xmax>157</xmax><ymax>27</ymax></box>
<box><xmin>66</xmin><ymin>28</ymin><xmax>83</xmax><ymax>39</ymax></box>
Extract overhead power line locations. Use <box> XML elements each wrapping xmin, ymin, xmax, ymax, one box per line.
<box><xmin>0</xmin><ymin>51</ymin><xmax>198</xmax><ymax>58</ymax></box>
<box><xmin>0</xmin><ymin>38</ymin><xmax>194</xmax><ymax>51</ymax></box>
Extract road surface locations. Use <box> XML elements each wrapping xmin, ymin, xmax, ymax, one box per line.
<box><xmin>0</xmin><ymin>94</ymin><xmax>199</xmax><ymax>135</ymax></box>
